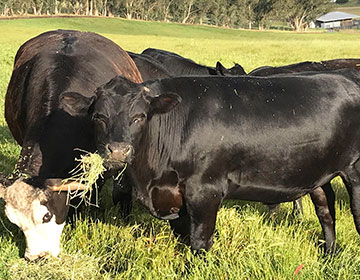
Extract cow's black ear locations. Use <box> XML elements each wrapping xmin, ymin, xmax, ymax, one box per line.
<box><xmin>147</xmin><ymin>93</ymin><xmax>181</xmax><ymax>115</ymax></box>
<box><xmin>59</xmin><ymin>92</ymin><xmax>95</xmax><ymax>116</ymax></box>
<box><xmin>216</xmin><ymin>61</ymin><xmax>226</xmax><ymax>75</ymax></box>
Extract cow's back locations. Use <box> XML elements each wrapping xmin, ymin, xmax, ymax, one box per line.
<box><xmin>127</xmin><ymin>51</ymin><xmax>171</xmax><ymax>80</ymax></box>
<box><xmin>6</xmin><ymin>30</ymin><xmax>142</xmax><ymax>145</ymax></box>
<box><xmin>142</xmin><ymin>47</ymin><xmax>213</xmax><ymax>76</ymax></box>
<box><xmin>249</xmin><ymin>58</ymin><xmax>360</xmax><ymax>76</ymax></box>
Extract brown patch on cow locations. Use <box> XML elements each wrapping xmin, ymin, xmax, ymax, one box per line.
<box><xmin>150</xmin><ymin>170</ymin><xmax>183</xmax><ymax>218</ymax></box>
<box><xmin>151</xmin><ymin>185</ymin><xmax>183</xmax><ymax>218</ymax></box>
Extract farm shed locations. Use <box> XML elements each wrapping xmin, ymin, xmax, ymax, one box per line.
<box><xmin>313</xmin><ymin>11</ymin><xmax>360</xmax><ymax>29</ymax></box>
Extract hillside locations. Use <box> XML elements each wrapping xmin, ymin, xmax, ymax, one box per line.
<box><xmin>335</xmin><ymin>0</ymin><xmax>360</xmax><ymax>15</ymax></box>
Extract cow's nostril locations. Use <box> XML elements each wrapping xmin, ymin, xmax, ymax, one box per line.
<box><xmin>106</xmin><ymin>144</ymin><xmax>118</xmax><ymax>155</ymax></box>
<box><xmin>24</xmin><ymin>251</ymin><xmax>48</xmax><ymax>262</ymax></box>
<box><xmin>106</xmin><ymin>144</ymin><xmax>112</xmax><ymax>154</ymax></box>
<box><xmin>39</xmin><ymin>251</ymin><xmax>48</xmax><ymax>258</ymax></box>
<box><xmin>124</xmin><ymin>145</ymin><xmax>132</xmax><ymax>155</ymax></box>
<box><xmin>105</xmin><ymin>142</ymin><xmax>133</xmax><ymax>163</ymax></box>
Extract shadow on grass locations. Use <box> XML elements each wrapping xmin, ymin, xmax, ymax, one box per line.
<box><xmin>0</xmin><ymin>124</ymin><xmax>19</xmax><ymax>175</ymax></box>
<box><xmin>0</xmin><ymin>125</ymin><xmax>16</xmax><ymax>144</ymax></box>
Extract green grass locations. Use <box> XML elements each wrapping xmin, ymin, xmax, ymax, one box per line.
<box><xmin>0</xmin><ymin>17</ymin><xmax>360</xmax><ymax>279</ymax></box>
<box><xmin>336</xmin><ymin>6</ymin><xmax>360</xmax><ymax>15</ymax></box>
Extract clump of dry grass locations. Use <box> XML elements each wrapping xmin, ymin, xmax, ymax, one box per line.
<box><xmin>63</xmin><ymin>152</ymin><xmax>106</xmax><ymax>208</ymax></box>
<box><xmin>63</xmin><ymin>151</ymin><xmax>128</xmax><ymax>208</ymax></box>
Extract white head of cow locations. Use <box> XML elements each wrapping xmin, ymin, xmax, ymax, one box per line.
<box><xmin>0</xmin><ymin>178</ymin><xmax>85</xmax><ymax>261</ymax></box>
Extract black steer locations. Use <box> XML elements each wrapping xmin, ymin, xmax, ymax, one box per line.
<box><xmin>127</xmin><ymin>51</ymin><xmax>172</xmax><ymax>80</ymax></box>
<box><xmin>75</xmin><ymin>69</ymin><xmax>360</xmax><ymax>253</ymax></box>
<box><xmin>249</xmin><ymin>58</ymin><xmax>360</xmax><ymax>76</ymax></box>
<box><xmin>139</xmin><ymin>50</ymin><xmax>300</xmax><ymax>215</ymax></box>
<box><xmin>142</xmin><ymin>47</ymin><xmax>246</xmax><ymax>76</ymax></box>
<box><xmin>0</xmin><ymin>30</ymin><xmax>142</xmax><ymax>261</ymax></box>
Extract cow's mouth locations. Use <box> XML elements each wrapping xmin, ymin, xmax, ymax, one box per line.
<box><xmin>100</xmin><ymin>142</ymin><xmax>133</xmax><ymax>171</ymax></box>
<box><xmin>103</xmin><ymin>158</ymin><xmax>129</xmax><ymax>171</ymax></box>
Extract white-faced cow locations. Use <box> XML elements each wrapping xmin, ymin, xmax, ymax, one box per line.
<box><xmin>70</xmin><ymin>69</ymin><xmax>360</xmax><ymax>253</ymax></box>
<box><xmin>0</xmin><ymin>30</ymin><xmax>142</xmax><ymax>261</ymax></box>
<box><xmin>141</xmin><ymin>48</ymin><xmax>246</xmax><ymax>76</ymax></box>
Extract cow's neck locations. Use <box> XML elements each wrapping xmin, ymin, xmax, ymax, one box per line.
<box><xmin>129</xmin><ymin>112</ymin><xmax>185</xmax><ymax>207</ymax></box>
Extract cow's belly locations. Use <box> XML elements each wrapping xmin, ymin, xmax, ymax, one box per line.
<box><xmin>223</xmin><ymin>170</ymin><xmax>338</xmax><ymax>204</ymax></box>
<box><xmin>224</xmin><ymin>183</ymin><xmax>309</xmax><ymax>204</ymax></box>
<box><xmin>223</xmin><ymin>167</ymin><xmax>334</xmax><ymax>204</ymax></box>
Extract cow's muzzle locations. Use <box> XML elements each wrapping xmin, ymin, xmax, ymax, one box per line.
<box><xmin>104</xmin><ymin>142</ymin><xmax>133</xmax><ymax>169</ymax></box>
<box><xmin>24</xmin><ymin>251</ymin><xmax>49</xmax><ymax>262</ymax></box>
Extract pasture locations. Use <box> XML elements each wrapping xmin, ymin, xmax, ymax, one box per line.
<box><xmin>1</xmin><ymin>17</ymin><xmax>360</xmax><ymax>279</ymax></box>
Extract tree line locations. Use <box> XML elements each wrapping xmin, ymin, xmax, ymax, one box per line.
<box><xmin>0</xmin><ymin>0</ymin><xmax>337</xmax><ymax>31</ymax></box>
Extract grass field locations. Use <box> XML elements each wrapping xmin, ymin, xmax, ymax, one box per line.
<box><xmin>336</xmin><ymin>6</ymin><xmax>360</xmax><ymax>15</ymax></box>
<box><xmin>1</xmin><ymin>17</ymin><xmax>360</xmax><ymax>280</ymax></box>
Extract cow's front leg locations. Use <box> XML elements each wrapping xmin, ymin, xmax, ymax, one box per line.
<box><xmin>112</xmin><ymin>173</ymin><xmax>132</xmax><ymax>220</ymax></box>
<box><xmin>185</xmin><ymin>183</ymin><xmax>223</xmax><ymax>252</ymax></box>
<box><xmin>169</xmin><ymin>211</ymin><xmax>191</xmax><ymax>244</ymax></box>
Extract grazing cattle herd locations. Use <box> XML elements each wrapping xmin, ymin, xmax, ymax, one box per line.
<box><xmin>0</xmin><ymin>29</ymin><xmax>360</xmax><ymax>261</ymax></box>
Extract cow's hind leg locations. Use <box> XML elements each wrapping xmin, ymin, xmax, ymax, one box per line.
<box><xmin>292</xmin><ymin>198</ymin><xmax>303</xmax><ymax>217</ymax></box>
<box><xmin>267</xmin><ymin>203</ymin><xmax>280</xmax><ymax>215</ymax></box>
<box><xmin>310</xmin><ymin>182</ymin><xmax>336</xmax><ymax>253</ymax></box>
<box><xmin>342</xmin><ymin>167</ymin><xmax>360</xmax><ymax>236</ymax></box>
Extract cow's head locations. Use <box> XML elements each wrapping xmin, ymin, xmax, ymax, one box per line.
<box><xmin>93</xmin><ymin>76</ymin><xmax>181</xmax><ymax>170</ymax></box>
<box><xmin>60</xmin><ymin>76</ymin><xmax>181</xmax><ymax>171</ymax></box>
<box><xmin>0</xmin><ymin>177</ymin><xmax>84</xmax><ymax>261</ymax></box>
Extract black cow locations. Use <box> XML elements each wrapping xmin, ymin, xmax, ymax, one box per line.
<box><xmin>248</xmin><ymin>58</ymin><xmax>360</xmax><ymax>76</ymax></box>
<box><xmin>127</xmin><ymin>50</ymin><xmax>299</xmax><ymax>216</ymax></box>
<box><xmin>127</xmin><ymin>51</ymin><xmax>172</xmax><ymax>80</ymax></box>
<box><xmin>0</xmin><ymin>29</ymin><xmax>142</xmax><ymax>261</ymax></box>
<box><xmin>70</xmin><ymin>69</ymin><xmax>360</xmax><ymax>253</ymax></box>
<box><xmin>142</xmin><ymin>48</ymin><xmax>246</xmax><ymax>76</ymax></box>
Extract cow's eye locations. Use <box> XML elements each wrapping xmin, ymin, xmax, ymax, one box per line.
<box><xmin>132</xmin><ymin>113</ymin><xmax>146</xmax><ymax>124</ymax></box>
<box><xmin>42</xmin><ymin>212</ymin><xmax>53</xmax><ymax>223</ymax></box>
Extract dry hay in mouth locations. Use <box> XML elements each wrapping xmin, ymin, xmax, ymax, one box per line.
<box><xmin>62</xmin><ymin>151</ymin><xmax>127</xmax><ymax>208</ymax></box>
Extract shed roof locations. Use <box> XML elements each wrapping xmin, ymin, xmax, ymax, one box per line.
<box><xmin>317</xmin><ymin>11</ymin><xmax>360</xmax><ymax>22</ymax></box>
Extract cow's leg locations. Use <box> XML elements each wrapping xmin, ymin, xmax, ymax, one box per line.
<box><xmin>292</xmin><ymin>198</ymin><xmax>303</xmax><ymax>217</ymax></box>
<box><xmin>310</xmin><ymin>182</ymin><xmax>336</xmax><ymax>253</ymax></box>
<box><xmin>342</xmin><ymin>168</ymin><xmax>360</xmax><ymax>236</ymax></box>
<box><xmin>169</xmin><ymin>210</ymin><xmax>191</xmax><ymax>244</ymax></box>
<box><xmin>112</xmin><ymin>173</ymin><xmax>132</xmax><ymax>220</ymax></box>
<box><xmin>267</xmin><ymin>198</ymin><xmax>303</xmax><ymax>217</ymax></box>
<box><xmin>267</xmin><ymin>203</ymin><xmax>279</xmax><ymax>215</ymax></box>
<box><xmin>185</xmin><ymin>184</ymin><xmax>223</xmax><ymax>252</ymax></box>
